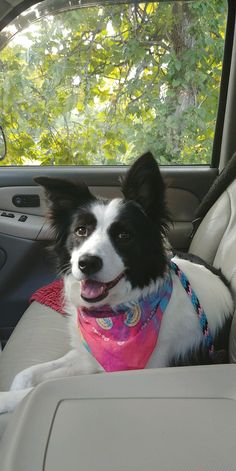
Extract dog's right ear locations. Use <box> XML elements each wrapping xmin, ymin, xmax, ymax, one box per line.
<box><xmin>35</xmin><ymin>177</ymin><xmax>95</xmax><ymax>238</ymax></box>
<box><xmin>121</xmin><ymin>152</ymin><xmax>167</xmax><ymax>223</ymax></box>
<box><xmin>35</xmin><ymin>177</ymin><xmax>95</xmax><ymax>212</ymax></box>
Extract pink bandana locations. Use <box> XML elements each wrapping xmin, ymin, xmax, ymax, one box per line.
<box><xmin>77</xmin><ymin>274</ymin><xmax>173</xmax><ymax>372</ymax></box>
<box><xmin>31</xmin><ymin>262</ymin><xmax>215</xmax><ymax>370</ymax></box>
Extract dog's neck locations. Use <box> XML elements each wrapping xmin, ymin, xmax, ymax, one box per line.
<box><xmin>79</xmin><ymin>270</ymin><xmax>173</xmax><ymax>319</ymax></box>
<box><xmin>77</xmin><ymin>270</ymin><xmax>174</xmax><ymax>371</ymax></box>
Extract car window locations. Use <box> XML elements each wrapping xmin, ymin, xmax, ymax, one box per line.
<box><xmin>0</xmin><ymin>0</ymin><xmax>227</xmax><ymax>166</ymax></box>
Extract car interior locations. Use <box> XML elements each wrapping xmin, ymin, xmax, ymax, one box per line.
<box><xmin>0</xmin><ymin>0</ymin><xmax>236</xmax><ymax>469</ymax></box>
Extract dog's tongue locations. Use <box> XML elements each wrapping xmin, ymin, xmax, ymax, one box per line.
<box><xmin>81</xmin><ymin>279</ymin><xmax>107</xmax><ymax>300</ymax></box>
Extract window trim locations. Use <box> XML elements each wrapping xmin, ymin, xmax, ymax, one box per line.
<box><xmin>0</xmin><ymin>1</ymin><xmax>42</xmax><ymax>32</ymax></box>
<box><xmin>211</xmin><ymin>0</ymin><xmax>236</xmax><ymax>168</ymax></box>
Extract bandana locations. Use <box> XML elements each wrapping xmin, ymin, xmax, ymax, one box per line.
<box><xmin>77</xmin><ymin>271</ymin><xmax>173</xmax><ymax>372</ymax></box>
<box><xmin>30</xmin><ymin>261</ymin><xmax>214</xmax><ymax>370</ymax></box>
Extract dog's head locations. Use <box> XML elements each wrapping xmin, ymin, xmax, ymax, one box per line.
<box><xmin>35</xmin><ymin>152</ymin><xmax>170</xmax><ymax>308</ymax></box>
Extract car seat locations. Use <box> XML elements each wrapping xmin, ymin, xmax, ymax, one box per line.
<box><xmin>0</xmin><ymin>157</ymin><xmax>236</xmax><ymax>438</ymax></box>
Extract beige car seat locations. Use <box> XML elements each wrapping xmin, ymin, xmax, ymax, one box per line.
<box><xmin>189</xmin><ymin>178</ymin><xmax>236</xmax><ymax>362</ymax></box>
<box><xmin>0</xmin><ymin>169</ymin><xmax>236</xmax><ymax>438</ymax></box>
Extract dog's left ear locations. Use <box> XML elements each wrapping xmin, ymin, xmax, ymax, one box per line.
<box><xmin>34</xmin><ymin>176</ymin><xmax>94</xmax><ymax>211</ymax></box>
<box><xmin>121</xmin><ymin>152</ymin><xmax>166</xmax><ymax>222</ymax></box>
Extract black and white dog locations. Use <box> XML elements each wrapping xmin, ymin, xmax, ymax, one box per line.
<box><xmin>0</xmin><ymin>152</ymin><xmax>233</xmax><ymax>412</ymax></box>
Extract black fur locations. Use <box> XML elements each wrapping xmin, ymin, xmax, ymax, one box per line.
<box><xmin>35</xmin><ymin>153</ymin><xmax>232</xmax><ymax>367</ymax></box>
<box><xmin>109</xmin><ymin>201</ymin><xmax>167</xmax><ymax>288</ymax></box>
<box><xmin>121</xmin><ymin>151</ymin><xmax>169</xmax><ymax>232</ymax></box>
<box><xmin>35</xmin><ymin>176</ymin><xmax>96</xmax><ymax>274</ymax></box>
<box><xmin>35</xmin><ymin>152</ymin><xmax>170</xmax><ymax>288</ymax></box>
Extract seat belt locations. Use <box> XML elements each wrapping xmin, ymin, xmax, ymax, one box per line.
<box><xmin>190</xmin><ymin>151</ymin><xmax>236</xmax><ymax>239</ymax></box>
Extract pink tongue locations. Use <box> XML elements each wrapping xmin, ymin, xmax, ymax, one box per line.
<box><xmin>81</xmin><ymin>279</ymin><xmax>107</xmax><ymax>300</ymax></box>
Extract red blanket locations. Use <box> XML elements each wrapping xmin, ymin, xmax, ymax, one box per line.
<box><xmin>30</xmin><ymin>279</ymin><xmax>66</xmax><ymax>315</ymax></box>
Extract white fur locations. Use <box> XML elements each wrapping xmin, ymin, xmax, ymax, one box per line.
<box><xmin>0</xmin><ymin>212</ymin><xmax>233</xmax><ymax>413</ymax></box>
<box><xmin>65</xmin><ymin>255</ymin><xmax>232</xmax><ymax>370</ymax></box>
<box><xmin>68</xmin><ymin>197</ymin><xmax>166</xmax><ymax>309</ymax></box>
<box><xmin>147</xmin><ymin>257</ymin><xmax>233</xmax><ymax>367</ymax></box>
<box><xmin>71</xmin><ymin>199</ymin><xmax>125</xmax><ymax>284</ymax></box>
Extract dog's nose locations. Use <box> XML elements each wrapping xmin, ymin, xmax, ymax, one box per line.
<box><xmin>78</xmin><ymin>255</ymin><xmax>103</xmax><ymax>275</ymax></box>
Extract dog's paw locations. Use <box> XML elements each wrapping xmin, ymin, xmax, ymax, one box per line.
<box><xmin>0</xmin><ymin>392</ymin><xmax>11</xmax><ymax>414</ymax></box>
<box><xmin>10</xmin><ymin>368</ymin><xmax>36</xmax><ymax>391</ymax></box>
<box><xmin>0</xmin><ymin>389</ymin><xmax>33</xmax><ymax>413</ymax></box>
<box><xmin>0</xmin><ymin>391</ymin><xmax>19</xmax><ymax>413</ymax></box>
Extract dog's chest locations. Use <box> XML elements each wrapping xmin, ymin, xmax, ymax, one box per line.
<box><xmin>76</xmin><ymin>287</ymin><xmax>172</xmax><ymax>371</ymax></box>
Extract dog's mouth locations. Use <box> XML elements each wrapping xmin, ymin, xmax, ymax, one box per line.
<box><xmin>80</xmin><ymin>273</ymin><xmax>124</xmax><ymax>303</ymax></box>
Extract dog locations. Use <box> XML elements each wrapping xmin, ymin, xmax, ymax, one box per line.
<box><xmin>0</xmin><ymin>152</ymin><xmax>233</xmax><ymax>413</ymax></box>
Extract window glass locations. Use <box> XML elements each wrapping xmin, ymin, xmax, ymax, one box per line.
<box><xmin>0</xmin><ymin>1</ymin><xmax>227</xmax><ymax>165</ymax></box>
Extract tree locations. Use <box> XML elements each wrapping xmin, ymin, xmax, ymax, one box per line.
<box><xmin>0</xmin><ymin>0</ymin><xmax>227</xmax><ymax>166</ymax></box>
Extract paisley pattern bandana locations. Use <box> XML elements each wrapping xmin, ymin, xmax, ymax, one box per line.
<box><xmin>77</xmin><ymin>272</ymin><xmax>173</xmax><ymax>372</ymax></box>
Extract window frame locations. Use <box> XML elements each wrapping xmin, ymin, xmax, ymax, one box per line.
<box><xmin>0</xmin><ymin>0</ymin><xmax>234</xmax><ymax>169</ymax></box>
<box><xmin>211</xmin><ymin>0</ymin><xmax>236</xmax><ymax>168</ymax></box>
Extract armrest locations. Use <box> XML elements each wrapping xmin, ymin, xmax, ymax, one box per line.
<box><xmin>1</xmin><ymin>365</ymin><xmax>236</xmax><ymax>471</ymax></box>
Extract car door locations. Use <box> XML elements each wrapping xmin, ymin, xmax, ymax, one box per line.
<box><xmin>0</xmin><ymin>0</ymin><xmax>233</xmax><ymax>347</ymax></box>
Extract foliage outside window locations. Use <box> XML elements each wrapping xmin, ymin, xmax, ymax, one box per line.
<box><xmin>0</xmin><ymin>0</ymin><xmax>227</xmax><ymax>165</ymax></box>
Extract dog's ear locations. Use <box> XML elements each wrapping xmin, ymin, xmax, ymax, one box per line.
<box><xmin>35</xmin><ymin>177</ymin><xmax>95</xmax><ymax>238</ymax></box>
<box><xmin>35</xmin><ymin>177</ymin><xmax>94</xmax><ymax>211</ymax></box>
<box><xmin>121</xmin><ymin>152</ymin><xmax>166</xmax><ymax>222</ymax></box>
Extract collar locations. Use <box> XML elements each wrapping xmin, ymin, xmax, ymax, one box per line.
<box><xmin>170</xmin><ymin>260</ymin><xmax>214</xmax><ymax>353</ymax></box>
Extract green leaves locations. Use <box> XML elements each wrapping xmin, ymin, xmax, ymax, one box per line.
<box><xmin>0</xmin><ymin>1</ymin><xmax>227</xmax><ymax>166</ymax></box>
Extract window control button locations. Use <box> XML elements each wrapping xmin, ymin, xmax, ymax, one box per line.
<box><xmin>13</xmin><ymin>194</ymin><xmax>40</xmax><ymax>208</ymax></box>
<box><xmin>18</xmin><ymin>215</ymin><xmax>28</xmax><ymax>222</ymax></box>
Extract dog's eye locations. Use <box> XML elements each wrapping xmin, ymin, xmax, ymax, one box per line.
<box><xmin>118</xmin><ymin>231</ymin><xmax>130</xmax><ymax>240</ymax></box>
<box><xmin>75</xmin><ymin>226</ymin><xmax>88</xmax><ymax>237</ymax></box>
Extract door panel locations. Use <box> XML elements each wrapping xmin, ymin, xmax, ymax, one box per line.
<box><xmin>0</xmin><ymin>210</ymin><xmax>45</xmax><ymax>239</ymax></box>
<box><xmin>0</xmin><ymin>166</ymin><xmax>218</xmax><ymax>344</ymax></box>
<box><xmin>0</xmin><ymin>235</ymin><xmax>55</xmax><ymax>346</ymax></box>
<box><xmin>0</xmin><ymin>185</ymin><xmax>200</xmax><ymax>240</ymax></box>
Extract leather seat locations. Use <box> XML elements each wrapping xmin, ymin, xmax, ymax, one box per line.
<box><xmin>0</xmin><ymin>303</ymin><xmax>71</xmax><ymax>440</ymax></box>
<box><xmin>0</xmin><ymin>178</ymin><xmax>236</xmax><ymax>437</ymax></box>
<box><xmin>0</xmin><ymin>303</ymin><xmax>70</xmax><ymax>392</ymax></box>
<box><xmin>189</xmin><ymin>180</ymin><xmax>236</xmax><ymax>362</ymax></box>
